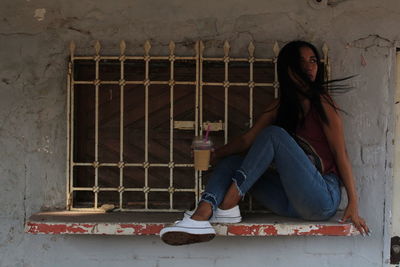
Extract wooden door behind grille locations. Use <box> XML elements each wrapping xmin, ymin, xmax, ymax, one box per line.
<box><xmin>72</xmin><ymin>59</ymin><xmax>276</xmax><ymax>210</ymax></box>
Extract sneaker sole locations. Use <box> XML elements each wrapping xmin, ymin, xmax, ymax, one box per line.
<box><xmin>161</xmin><ymin>231</ymin><xmax>216</xmax><ymax>246</ymax></box>
<box><xmin>212</xmin><ymin>216</ymin><xmax>242</xmax><ymax>224</ymax></box>
<box><xmin>184</xmin><ymin>212</ymin><xmax>242</xmax><ymax>224</ymax></box>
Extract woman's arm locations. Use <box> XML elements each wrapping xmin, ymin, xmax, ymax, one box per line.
<box><xmin>320</xmin><ymin>96</ymin><xmax>370</xmax><ymax>235</ymax></box>
<box><xmin>212</xmin><ymin>99</ymin><xmax>279</xmax><ymax>162</ymax></box>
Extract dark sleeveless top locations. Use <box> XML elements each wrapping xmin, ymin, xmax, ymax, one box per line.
<box><xmin>295</xmin><ymin>104</ymin><xmax>339</xmax><ymax>177</ymax></box>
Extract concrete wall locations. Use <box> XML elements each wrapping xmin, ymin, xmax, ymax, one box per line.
<box><xmin>394</xmin><ymin>52</ymin><xmax>400</xmax><ymax>240</ymax></box>
<box><xmin>0</xmin><ymin>0</ymin><xmax>399</xmax><ymax>266</ymax></box>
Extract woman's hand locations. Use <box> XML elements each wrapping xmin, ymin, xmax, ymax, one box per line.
<box><xmin>340</xmin><ymin>201</ymin><xmax>370</xmax><ymax>236</ymax></box>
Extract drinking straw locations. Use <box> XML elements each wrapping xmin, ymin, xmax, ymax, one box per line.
<box><xmin>204</xmin><ymin>125</ymin><xmax>211</xmax><ymax>142</ymax></box>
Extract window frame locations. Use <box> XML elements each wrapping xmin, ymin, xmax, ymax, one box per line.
<box><xmin>66</xmin><ymin>40</ymin><xmax>331</xmax><ymax>213</ymax></box>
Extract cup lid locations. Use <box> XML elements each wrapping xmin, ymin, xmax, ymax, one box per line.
<box><xmin>192</xmin><ymin>137</ymin><xmax>213</xmax><ymax>146</ymax></box>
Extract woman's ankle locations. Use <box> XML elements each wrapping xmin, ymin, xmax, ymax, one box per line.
<box><xmin>191</xmin><ymin>202</ymin><xmax>213</xmax><ymax>221</ymax></box>
<box><xmin>218</xmin><ymin>183</ymin><xmax>241</xmax><ymax>210</ymax></box>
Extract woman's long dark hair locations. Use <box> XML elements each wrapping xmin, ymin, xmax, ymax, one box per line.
<box><xmin>275</xmin><ymin>40</ymin><xmax>349</xmax><ymax>135</ymax></box>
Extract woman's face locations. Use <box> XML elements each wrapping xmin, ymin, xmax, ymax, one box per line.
<box><xmin>299</xmin><ymin>46</ymin><xmax>318</xmax><ymax>82</ymax></box>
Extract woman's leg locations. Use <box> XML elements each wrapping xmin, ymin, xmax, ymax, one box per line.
<box><xmin>228</xmin><ymin>125</ymin><xmax>340</xmax><ymax>220</ymax></box>
<box><xmin>251</xmin><ymin>170</ymin><xmax>341</xmax><ymax>219</ymax></box>
<box><xmin>191</xmin><ymin>155</ymin><xmax>244</xmax><ymax>220</ymax></box>
<box><xmin>249</xmin><ymin>171</ymin><xmax>299</xmax><ymax>218</ymax></box>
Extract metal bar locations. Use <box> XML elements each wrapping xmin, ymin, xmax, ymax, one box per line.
<box><xmin>73</xmin><ymin>55</ymin><xmax>197</xmax><ymax>61</ymax></box>
<box><xmin>72</xmin><ymin>187</ymin><xmax>196</xmax><ymax>192</ymax></box>
<box><xmin>144</xmin><ymin>41</ymin><xmax>151</xmax><ymax>209</ymax></box>
<box><xmin>169</xmin><ymin>41</ymin><xmax>175</xmax><ymax>210</ymax></box>
<box><xmin>97</xmin><ymin>81</ymin><xmax>119</xmax><ymax>85</ymax></box>
<box><xmin>73</xmin><ymin>162</ymin><xmax>194</xmax><ymax>167</ymax></box>
<box><xmin>73</xmin><ymin>162</ymin><xmax>103</xmax><ymax>166</ymax></box>
<box><xmin>93</xmin><ymin>41</ymin><xmax>100</xmax><ymax>208</ymax></box>
<box><xmin>70</xmin><ymin>80</ymin><xmax>75</xmax><ymax>210</ymax></box>
<box><xmin>198</xmin><ymin>41</ymin><xmax>203</xmax><ymax>137</ymax></box>
<box><xmin>94</xmin><ymin>50</ymin><xmax>100</xmax><ymax>209</ymax></box>
<box><xmin>128</xmin><ymin>81</ymin><xmax>195</xmax><ymax>85</ymax></box>
<box><xmin>119</xmin><ymin>41</ymin><xmax>126</xmax><ymax>211</ymax></box>
<box><xmin>196</xmin><ymin>41</ymin><xmax>204</xmax><ymax>203</ymax></box>
<box><xmin>123</xmin><ymin>81</ymin><xmax>153</xmax><ymax>85</ymax></box>
<box><xmin>66</xmin><ymin>49</ymin><xmax>73</xmax><ymax>210</ymax></box>
<box><xmin>124</xmin><ymin>163</ymin><xmax>148</xmax><ymax>167</ymax></box>
<box><xmin>172</xmin><ymin>81</ymin><xmax>196</xmax><ymax>85</ymax></box>
<box><xmin>203</xmin><ymin>57</ymin><xmax>273</xmax><ymax>62</ymax></box>
<box><xmin>74</xmin><ymin>81</ymin><xmax>196</xmax><ymax>86</ymax></box>
<box><xmin>203</xmin><ymin>82</ymin><xmax>273</xmax><ymax>87</ymax></box>
<box><xmin>67</xmin><ymin>42</ymin><xmax>76</xmax><ymax>210</ymax></box>
<box><xmin>69</xmin><ymin>207</ymin><xmax>196</xmax><ymax>212</ymax></box>
<box><xmin>223</xmin><ymin>41</ymin><xmax>230</xmax><ymax>144</ymax></box>
<box><xmin>125</xmin><ymin>188</ymin><xmax>196</xmax><ymax>192</ymax></box>
<box><xmin>74</xmin><ymin>81</ymin><xmax>100</xmax><ymax>85</ymax></box>
<box><xmin>117</xmin><ymin>208</ymin><xmax>188</xmax><ymax>212</ymax></box>
<box><xmin>72</xmin><ymin>56</ymin><xmax>98</xmax><ymax>60</ymax></box>
<box><xmin>72</xmin><ymin>55</ymin><xmax>324</xmax><ymax>64</ymax></box>
<box><xmin>248</xmin><ymin>42</ymin><xmax>255</xmax><ymax>128</ymax></box>
<box><xmin>66</xmin><ymin>64</ymin><xmax>71</xmax><ymax>210</ymax></box>
<box><xmin>224</xmin><ymin>81</ymin><xmax>228</xmax><ymax>143</ymax></box>
<box><xmin>200</xmin><ymin>57</ymin><xmax>326</xmax><ymax>63</ymax></box>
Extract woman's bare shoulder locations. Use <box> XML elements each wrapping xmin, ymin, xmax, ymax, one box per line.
<box><xmin>320</xmin><ymin>94</ymin><xmax>340</xmax><ymax>114</ymax></box>
<box><xmin>262</xmin><ymin>98</ymin><xmax>280</xmax><ymax>114</ymax></box>
<box><xmin>254</xmin><ymin>98</ymin><xmax>279</xmax><ymax>125</ymax></box>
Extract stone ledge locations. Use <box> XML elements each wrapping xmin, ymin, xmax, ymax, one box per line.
<box><xmin>25</xmin><ymin>211</ymin><xmax>359</xmax><ymax>236</ymax></box>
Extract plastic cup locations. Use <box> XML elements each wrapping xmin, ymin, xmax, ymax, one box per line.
<box><xmin>192</xmin><ymin>136</ymin><xmax>213</xmax><ymax>171</ymax></box>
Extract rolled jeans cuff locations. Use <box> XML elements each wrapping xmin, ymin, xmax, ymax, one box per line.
<box><xmin>200</xmin><ymin>192</ymin><xmax>218</xmax><ymax>211</ymax></box>
<box><xmin>231</xmin><ymin>169</ymin><xmax>247</xmax><ymax>197</ymax></box>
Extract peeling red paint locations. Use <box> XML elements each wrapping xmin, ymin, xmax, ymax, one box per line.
<box><xmin>225</xmin><ymin>224</ymin><xmax>355</xmax><ymax>236</ymax></box>
<box><xmin>262</xmin><ymin>225</ymin><xmax>279</xmax><ymax>235</ymax></box>
<box><xmin>119</xmin><ymin>223</ymin><xmax>164</xmax><ymax>235</ymax></box>
<box><xmin>25</xmin><ymin>219</ymin><xmax>356</xmax><ymax>236</ymax></box>
<box><xmin>296</xmin><ymin>225</ymin><xmax>352</xmax><ymax>236</ymax></box>
<box><xmin>227</xmin><ymin>225</ymin><xmax>278</xmax><ymax>236</ymax></box>
<box><xmin>26</xmin><ymin>222</ymin><xmax>92</xmax><ymax>234</ymax></box>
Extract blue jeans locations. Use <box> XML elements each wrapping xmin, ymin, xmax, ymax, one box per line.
<box><xmin>201</xmin><ymin>126</ymin><xmax>341</xmax><ymax>221</ymax></box>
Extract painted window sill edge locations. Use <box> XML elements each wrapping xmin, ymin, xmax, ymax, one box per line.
<box><xmin>25</xmin><ymin>211</ymin><xmax>360</xmax><ymax>236</ymax></box>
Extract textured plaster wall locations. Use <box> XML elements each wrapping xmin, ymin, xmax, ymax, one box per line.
<box><xmin>0</xmin><ymin>0</ymin><xmax>399</xmax><ymax>266</ymax></box>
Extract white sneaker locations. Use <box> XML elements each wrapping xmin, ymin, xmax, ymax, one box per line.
<box><xmin>160</xmin><ymin>216</ymin><xmax>216</xmax><ymax>246</ymax></box>
<box><xmin>184</xmin><ymin>205</ymin><xmax>242</xmax><ymax>223</ymax></box>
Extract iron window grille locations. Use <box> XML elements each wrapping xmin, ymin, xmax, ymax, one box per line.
<box><xmin>66</xmin><ymin>40</ymin><xmax>330</xmax><ymax>212</ymax></box>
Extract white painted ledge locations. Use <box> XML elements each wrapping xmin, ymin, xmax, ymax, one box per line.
<box><xmin>25</xmin><ymin>211</ymin><xmax>360</xmax><ymax>236</ymax></box>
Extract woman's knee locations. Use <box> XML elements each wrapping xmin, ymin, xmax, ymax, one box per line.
<box><xmin>258</xmin><ymin>126</ymin><xmax>290</xmax><ymax>140</ymax></box>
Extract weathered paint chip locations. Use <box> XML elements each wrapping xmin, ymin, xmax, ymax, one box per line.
<box><xmin>34</xmin><ymin>8</ymin><xmax>46</xmax><ymax>21</ymax></box>
<box><xmin>25</xmin><ymin>212</ymin><xmax>360</xmax><ymax>236</ymax></box>
<box><xmin>25</xmin><ymin>221</ymin><xmax>358</xmax><ymax>236</ymax></box>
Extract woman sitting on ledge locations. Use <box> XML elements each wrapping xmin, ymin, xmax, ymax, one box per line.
<box><xmin>160</xmin><ymin>40</ymin><xmax>370</xmax><ymax>246</ymax></box>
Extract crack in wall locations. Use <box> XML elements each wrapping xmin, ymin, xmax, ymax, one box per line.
<box><xmin>23</xmin><ymin>164</ymin><xmax>27</xmax><ymax>227</ymax></box>
<box><xmin>0</xmin><ymin>32</ymin><xmax>41</xmax><ymax>37</ymax></box>
<box><xmin>347</xmin><ymin>34</ymin><xmax>395</xmax><ymax>50</ymax></box>
<box><xmin>67</xmin><ymin>26</ymin><xmax>92</xmax><ymax>37</ymax></box>
<box><xmin>285</xmin><ymin>13</ymin><xmax>308</xmax><ymax>35</ymax></box>
<box><xmin>327</xmin><ymin>0</ymin><xmax>350</xmax><ymax>7</ymax></box>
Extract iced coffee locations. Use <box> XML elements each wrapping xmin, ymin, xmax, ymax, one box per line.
<box><xmin>192</xmin><ymin>137</ymin><xmax>213</xmax><ymax>171</ymax></box>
